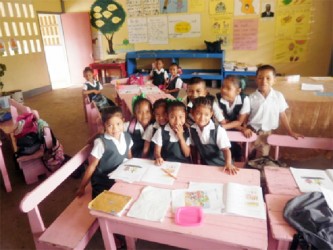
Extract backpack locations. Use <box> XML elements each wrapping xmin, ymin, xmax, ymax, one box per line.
<box><xmin>16</xmin><ymin>132</ymin><xmax>42</xmax><ymax>156</ymax></box>
<box><xmin>127</xmin><ymin>74</ymin><xmax>144</xmax><ymax>85</ymax></box>
<box><xmin>14</xmin><ymin>113</ymin><xmax>38</xmax><ymax>139</ymax></box>
<box><xmin>284</xmin><ymin>192</ymin><xmax>333</xmax><ymax>250</ymax></box>
<box><xmin>92</xmin><ymin>94</ymin><xmax>109</xmax><ymax>110</ymax></box>
<box><xmin>42</xmin><ymin>129</ymin><xmax>65</xmax><ymax>172</ymax></box>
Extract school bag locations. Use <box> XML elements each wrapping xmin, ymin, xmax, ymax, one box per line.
<box><xmin>42</xmin><ymin>128</ymin><xmax>65</xmax><ymax>172</ymax></box>
<box><xmin>127</xmin><ymin>73</ymin><xmax>144</xmax><ymax>85</ymax></box>
<box><xmin>14</xmin><ymin>112</ymin><xmax>38</xmax><ymax>139</ymax></box>
<box><xmin>92</xmin><ymin>94</ymin><xmax>109</xmax><ymax>110</ymax></box>
<box><xmin>283</xmin><ymin>192</ymin><xmax>333</xmax><ymax>250</ymax></box>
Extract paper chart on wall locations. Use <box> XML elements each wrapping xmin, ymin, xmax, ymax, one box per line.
<box><xmin>233</xmin><ymin>19</ymin><xmax>258</xmax><ymax>50</ymax></box>
<box><xmin>126</xmin><ymin>0</ymin><xmax>143</xmax><ymax>17</ymax></box>
<box><xmin>234</xmin><ymin>0</ymin><xmax>260</xmax><ymax>16</ymax></box>
<box><xmin>142</xmin><ymin>0</ymin><xmax>160</xmax><ymax>16</ymax></box>
<box><xmin>128</xmin><ymin>17</ymin><xmax>148</xmax><ymax>43</ymax></box>
<box><xmin>188</xmin><ymin>0</ymin><xmax>205</xmax><ymax>13</ymax></box>
<box><xmin>209</xmin><ymin>0</ymin><xmax>234</xmax><ymax>16</ymax></box>
<box><xmin>160</xmin><ymin>0</ymin><xmax>188</xmax><ymax>14</ymax></box>
<box><xmin>147</xmin><ymin>15</ymin><xmax>168</xmax><ymax>44</ymax></box>
<box><xmin>168</xmin><ymin>14</ymin><xmax>201</xmax><ymax>38</ymax></box>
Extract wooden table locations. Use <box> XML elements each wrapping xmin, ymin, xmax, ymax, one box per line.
<box><xmin>90</xmin><ymin>61</ymin><xmax>127</xmax><ymax>84</ymax></box>
<box><xmin>90</xmin><ymin>165</ymin><xmax>267</xmax><ymax>250</ymax></box>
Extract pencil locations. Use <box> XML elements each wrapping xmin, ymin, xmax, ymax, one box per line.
<box><xmin>161</xmin><ymin>168</ymin><xmax>177</xmax><ymax>180</ymax></box>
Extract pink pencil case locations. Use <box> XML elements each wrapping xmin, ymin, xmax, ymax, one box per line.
<box><xmin>175</xmin><ymin>206</ymin><xmax>203</xmax><ymax>226</ymax></box>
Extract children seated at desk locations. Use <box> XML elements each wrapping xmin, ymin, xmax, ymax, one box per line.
<box><xmin>184</xmin><ymin>77</ymin><xmax>224</xmax><ymax>126</ymax></box>
<box><xmin>163</xmin><ymin>63</ymin><xmax>183</xmax><ymax>98</ymax></box>
<box><xmin>150</xmin><ymin>58</ymin><xmax>168</xmax><ymax>87</ymax></box>
<box><xmin>190</xmin><ymin>97</ymin><xmax>238</xmax><ymax>175</ymax></box>
<box><xmin>76</xmin><ymin>106</ymin><xmax>133</xmax><ymax>198</ymax></box>
<box><xmin>124</xmin><ymin>95</ymin><xmax>153</xmax><ymax>158</ymax></box>
<box><xmin>152</xmin><ymin>100</ymin><xmax>191</xmax><ymax>164</ymax></box>
<box><xmin>243</xmin><ymin>64</ymin><xmax>303</xmax><ymax>158</ymax></box>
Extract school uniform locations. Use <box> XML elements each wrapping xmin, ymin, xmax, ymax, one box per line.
<box><xmin>83</xmin><ymin>80</ymin><xmax>115</xmax><ymax>108</ymax></box>
<box><xmin>124</xmin><ymin>119</ymin><xmax>148</xmax><ymax>158</ymax></box>
<box><xmin>150</xmin><ymin>68</ymin><xmax>168</xmax><ymax>87</ymax></box>
<box><xmin>247</xmin><ymin>88</ymin><xmax>288</xmax><ymax>157</ymax></box>
<box><xmin>190</xmin><ymin>120</ymin><xmax>231</xmax><ymax>166</ymax></box>
<box><xmin>90</xmin><ymin>132</ymin><xmax>133</xmax><ymax>198</ymax></box>
<box><xmin>142</xmin><ymin>122</ymin><xmax>161</xmax><ymax>159</ymax></box>
<box><xmin>83</xmin><ymin>80</ymin><xmax>103</xmax><ymax>102</ymax></box>
<box><xmin>167</xmin><ymin>75</ymin><xmax>183</xmax><ymax>98</ymax></box>
<box><xmin>152</xmin><ymin>123</ymin><xmax>191</xmax><ymax>163</ymax></box>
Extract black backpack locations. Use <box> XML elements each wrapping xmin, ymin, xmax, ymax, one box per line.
<box><xmin>283</xmin><ymin>192</ymin><xmax>333</xmax><ymax>250</ymax></box>
<box><xmin>16</xmin><ymin>132</ymin><xmax>42</xmax><ymax>156</ymax></box>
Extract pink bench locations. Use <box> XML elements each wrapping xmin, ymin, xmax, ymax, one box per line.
<box><xmin>86</xmin><ymin>101</ymin><xmax>103</xmax><ymax>137</ymax></box>
<box><xmin>20</xmin><ymin>144</ymin><xmax>99</xmax><ymax>249</ymax></box>
<box><xmin>0</xmin><ymin>140</ymin><xmax>12</xmax><ymax>192</ymax></box>
<box><xmin>227</xmin><ymin>131</ymin><xmax>258</xmax><ymax>161</ymax></box>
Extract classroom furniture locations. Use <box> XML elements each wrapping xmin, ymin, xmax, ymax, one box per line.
<box><xmin>90</xmin><ymin>165</ymin><xmax>267</xmax><ymax>250</ymax></box>
<box><xmin>0</xmin><ymin>140</ymin><xmax>12</xmax><ymax>192</ymax></box>
<box><xmin>223</xmin><ymin>70</ymin><xmax>256</xmax><ymax>78</ymax></box>
<box><xmin>126</xmin><ymin>50</ymin><xmax>225</xmax><ymax>81</ymax></box>
<box><xmin>86</xmin><ymin>101</ymin><xmax>103</xmax><ymax>137</ymax></box>
<box><xmin>20</xmin><ymin>144</ymin><xmax>99</xmax><ymax>250</ymax></box>
<box><xmin>267</xmin><ymin>135</ymin><xmax>333</xmax><ymax>160</ymax></box>
<box><xmin>90</xmin><ymin>60</ymin><xmax>127</xmax><ymax>84</ymax></box>
<box><xmin>227</xmin><ymin>131</ymin><xmax>258</xmax><ymax>161</ymax></box>
<box><xmin>272</xmin><ymin>76</ymin><xmax>333</xmax><ymax>159</ymax></box>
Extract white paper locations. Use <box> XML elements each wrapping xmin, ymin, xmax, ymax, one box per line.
<box><xmin>168</xmin><ymin>14</ymin><xmax>201</xmax><ymax>38</ymax></box>
<box><xmin>141</xmin><ymin>161</ymin><xmax>180</xmax><ymax>185</ymax></box>
<box><xmin>321</xmin><ymin>186</ymin><xmax>333</xmax><ymax>211</ymax></box>
<box><xmin>310</xmin><ymin>77</ymin><xmax>333</xmax><ymax>81</ymax></box>
<box><xmin>140</xmin><ymin>85</ymin><xmax>160</xmax><ymax>94</ymax></box>
<box><xmin>117</xmin><ymin>85</ymin><xmax>141</xmax><ymax>94</ymax></box>
<box><xmin>290</xmin><ymin>167</ymin><xmax>333</xmax><ymax>193</ymax></box>
<box><xmin>127</xmin><ymin>186</ymin><xmax>171</xmax><ymax>222</ymax></box>
<box><xmin>147</xmin><ymin>16</ymin><xmax>168</xmax><ymax>44</ymax></box>
<box><xmin>128</xmin><ymin>18</ymin><xmax>148</xmax><ymax>43</ymax></box>
<box><xmin>301</xmin><ymin>83</ymin><xmax>324</xmax><ymax>92</ymax></box>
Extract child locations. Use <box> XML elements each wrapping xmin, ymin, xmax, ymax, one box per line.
<box><xmin>190</xmin><ymin>96</ymin><xmax>238</xmax><ymax>175</ymax></box>
<box><xmin>216</xmin><ymin>75</ymin><xmax>250</xmax><ymax>161</ymax></box>
<box><xmin>82</xmin><ymin>67</ymin><xmax>114</xmax><ymax>110</ymax></box>
<box><xmin>163</xmin><ymin>63</ymin><xmax>183</xmax><ymax>98</ymax></box>
<box><xmin>184</xmin><ymin>77</ymin><xmax>224</xmax><ymax>126</ymax></box>
<box><xmin>150</xmin><ymin>58</ymin><xmax>168</xmax><ymax>87</ymax></box>
<box><xmin>76</xmin><ymin>106</ymin><xmax>133</xmax><ymax>198</ymax></box>
<box><xmin>142</xmin><ymin>98</ymin><xmax>168</xmax><ymax>158</ymax></box>
<box><xmin>243</xmin><ymin>64</ymin><xmax>303</xmax><ymax>158</ymax></box>
<box><xmin>152</xmin><ymin>100</ymin><xmax>191</xmax><ymax>165</ymax></box>
<box><xmin>124</xmin><ymin>95</ymin><xmax>153</xmax><ymax>158</ymax></box>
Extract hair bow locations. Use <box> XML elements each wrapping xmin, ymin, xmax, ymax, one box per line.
<box><xmin>166</xmin><ymin>97</ymin><xmax>182</xmax><ymax>103</ymax></box>
<box><xmin>132</xmin><ymin>93</ymin><xmax>146</xmax><ymax>112</ymax></box>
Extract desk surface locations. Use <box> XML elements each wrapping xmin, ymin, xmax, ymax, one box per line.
<box><xmin>91</xmin><ymin>164</ymin><xmax>267</xmax><ymax>250</ymax></box>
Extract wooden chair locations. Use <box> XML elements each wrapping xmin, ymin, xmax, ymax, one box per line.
<box><xmin>20</xmin><ymin>144</ymin><xmax>99</xmax><ymax>250</ymax></box>
<box><xmin>87</xmin><ymin>102</ymin><xmax>103</xmax><ymax>137</ymax></box>
<box><xmin>267</xmin><ymin>134</ymin><xmax>333</xmax><ymax>160</ymax></box>
<box><xmin>83</xmin><ymin>94</ymin><xmax>90</xmax><ymax>122</ymax></box>
<box><xmin>0</xmin><ymin>140</ymin><xmax>12</xmax><ymax>192</ymax></box>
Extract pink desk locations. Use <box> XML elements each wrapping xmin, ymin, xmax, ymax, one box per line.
<box><xmin>90</xmin><ymin>165</ymin><xmax>267</xmax><ymax>250</ymax></box>
<box><xmin>264</xmin><ymin>166</ymin><xmax>300</xmax><ymax>250</ymax></box>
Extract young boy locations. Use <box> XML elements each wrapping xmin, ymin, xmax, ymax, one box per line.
<box><xmin>243</xmin><ymin>64</ymin><xmax>303</xmax><ymax>158</ymax></box>
<box><xmin>150</xmin><ymin>58</ymin><xmax>168</xmax><ymax>87</ymax></box>
<box><xmin>163</xmin><ymin>63</ymin><xmax>183</xmax><ymax>98</ymax></box>
<box><xmin>184</xmin><ymin>77</ymin><xmax>224</xmax><ymax>126</ymax></box>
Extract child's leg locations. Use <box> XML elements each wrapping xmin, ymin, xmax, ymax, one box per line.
<box><xmin>253</xmin><ymin>131</ymin><xmax>272</xmax><ymax>158</ymax></box>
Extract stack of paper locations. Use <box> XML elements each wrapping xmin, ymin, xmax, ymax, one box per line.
<box><xmin>140</xmin><ymin>85</ymin><xmax>160</xmax><ymax>94</ymax></box>
<box><xmin>117</xmin><ymin>85</ymin><xmax>141</xmax><ymax>94</ymax></box>
<box><xmin>301</xmin><ymin>83</ymin><xmax>324</xmax><ymax>92</ymax></box>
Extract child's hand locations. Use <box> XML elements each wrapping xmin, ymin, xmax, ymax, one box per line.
<box><xmin>174</xmin><ymin>124</ymin><xmax>184</xmax><ymax>138</ymax></box>
<box><xmin>76</xmin><ymin>187</ymin><xmax>85</xmax><ymax>197</ymax></box>
<box><xmin>242</xmin><ymin>128</ymin><xmax>253</xmax><ymax>138</ymax></box>
<box><xmin>223</xmin><ymin>163</ymin><xmax>239</xmax><ymax>175</ymax></box>
<box><xmin>288</xmin><ymin>131</ymin><xmax>304</xmax><ymax>140</ymax></box>
<box><xmin>220</xmin><ymin>119</ymin><xmax>227</xmax><ymax>125</ymax></box>
<box><xmin>155</xmin><ymin>157</ymin><xmax>164</xmax><ymax>166</ymax></box>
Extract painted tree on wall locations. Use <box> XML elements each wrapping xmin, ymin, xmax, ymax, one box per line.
<box><xmin>90</xmin><ymin>0</ymin><xmax>126</xmax><ymax>54</ymax></box>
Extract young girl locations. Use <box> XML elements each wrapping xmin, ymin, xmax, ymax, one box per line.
<box><xmin>163</xmin><ymin>63</ymin><xmax>183</xmax><ymax>98</ymax></box>
<box><xmin>124</xmin><ymin>95</ymin><xmax>153</xmax><ymax>158</ymax></box>
<box><xmin>142</xmin><ymin>98</ymin><xmax>168</xmax><ymax>158</ymax></box>
<box><xmin>190</xmin><ymin>96</ymin><xmax>238</xmax><ymax>175</ymax></box>
<box><xmin>150</xmin><ymin>58</ymin><xmax>168</xmax><ymax>87</ymax></box>
<box><xmin>76</xmin><ymin>106</ymin><xmax>133</xmax><ymax>198</ymax></box>
<box><xmin>152</xmin><ymin>100</ymin><xmax>191</xmax><ymax>165</ymax></box>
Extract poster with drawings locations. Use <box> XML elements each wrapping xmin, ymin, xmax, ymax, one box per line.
<box><xmin>126</xmin><ymin>0</ymin><xmax>143</xmax><ymax>17</ymax></box>
<box><xmin>142</xmin><ymin>0</ymin><xmax>160</xmax><ymax>16</ymax></box>
<box><xmin>147</xmin><ymin>15</ymin><xmax>168</xmax><ymax>44</ymax></box>
<box><xmin>160</xmin><ymin>0</ymin><xmax>188</xmax><ymax>14</ymax></box>
<box><xmin>234</xmin><ymin>0</ymin><xmax>260</xmax><ymax>16</ymax></box>
<box><xmin>168</xmin><ymin>14</ymin><xmax>201</xmax><ymax>38</ymax></box>
<box><xmin>128</xmin><ymin>17</ymin><xmax>148</xmax><ymax>43</ymax></box>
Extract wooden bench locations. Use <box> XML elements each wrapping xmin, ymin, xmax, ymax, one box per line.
<box><xmin>20</xmin><ymin>144</ymin><xmax>99</xmax><ymax>249</ymax></box>
<box><xmin>86</xmin><ymin>101</ymin><xmax>103</xmax><ymax>137</ymax></box>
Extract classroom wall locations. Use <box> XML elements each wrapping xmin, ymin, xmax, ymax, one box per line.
<box><xmin>64</xmin><ymin>0</ymin><xmax>332</xmax><ymax>76</ymax></box>
<box><xmin>1</xmin><ymin>0</ymin><xmax>61</xmax><ymax>93</ymax></box>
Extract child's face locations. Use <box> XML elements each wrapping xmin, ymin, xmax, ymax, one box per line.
<box><xmin>192</xmin><ymin>105</ymin><xmax>213</xmax><ymax>129</ymax></box>
<box><xmin>154</xmin><ymin>106</ymin><xmax>168</xmax><ymax>126</ymax></box>
<box><xmin>168</xmin><ymin>108</ymin><xmax>186</xmax><ymax>131</ymax></box>
<box><xmin>104</xmin><ymin>114</ymin><xmax>124</xmax><ymax>139</ymax></box>
<box><xmin>169</xmin><ymin>65</ymin><xmax>178</xmax><ymax>76</ymax></box>
<box><xmin>256</xmin><ymin>69</ymin><xmax>275</xmax><ymax>94</ymax></box>
<box><xmin>187</xmin><ymin>82</ymin><xmax>207</xmax><ymax>103</ymax></box>
<box><xmin>84</xmin><ymin>71</ymin><xmax>94</xmax><ymax>82</ymax></box>
<box><xmin>156</xmin><ymin>60</ymin><xmax>164</xmax><ymax>70</ymax></box>
<box><xmin>221</xmin><ymin>79</ymin><xmax>241</xmax><ymax>102</ymax></box>
<box><xmin>135</xmin><ymin>102</ymin><xmax>152</xmax><ymax>128</ymax></box>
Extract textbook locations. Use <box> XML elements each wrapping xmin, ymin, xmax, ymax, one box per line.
<box><xmin>108</xmin><ymin>158</ymin><xmax>180</xmax><ymax>185</ymax></box>
<box><xmin>301</xmin><ymin>83</ymin><xmax>324</xmax><ymax>92</ymax></box>
<box><xmin>88</xmin><ymin>190</ymin><xmax>132</xmax><ymax>217</ymax></box>
<box><xmin>290</xmin><ymin>167</ymin><xmax>333</xmax><ymax>193</ymax></box>
<box><xmin>172</xmin><ymin>182</ymin><xmax>266</xmax><ymax>220</ymax></box>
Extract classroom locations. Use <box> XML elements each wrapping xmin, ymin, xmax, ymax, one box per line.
<box><xmin>0</xmin><ymin>0</ymin><xmax>332</xmax><ymax>249</ymax></box>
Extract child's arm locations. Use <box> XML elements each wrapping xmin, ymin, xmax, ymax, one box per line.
<box><xmin>154</xmin><ymin>145</ymin><xmax>164</xmax><ymax>165</ymax></box>
<box><xmin>142</xmin><ymin>140</ymin><xmax>150</xmax><ymax>158</ymax></box>
<box><xmin>76</xmin><ymin>156</ymin><xmax>99</xmax><ymax>197</ymax></box>
<box><xmin>221</xmin><ymin>148</ymin><xmax>239</xmax><ymax>175</ymax></box>
<box><xmin>83</xmin><ymin>89</ymin><xmax>101</xmax><ymax>96</ymax></box>
<box><xmin>128</xmin><ymin>149</ymin><xmax>133</xmax><ymax>159</ymax></box>
<box><xmin>279</xmin><ymin>111</ymin><xmax>303</xmax><ymax>139</ymax></box>
<box><xmin>175</xmin><ymin>125</ymin><xmax>191</xmax><ymax>157</ymax></box>
<box><xmin>222</xmin><ymin>113</ymin><xmax>247</xmax><ymax>130</ymax></box>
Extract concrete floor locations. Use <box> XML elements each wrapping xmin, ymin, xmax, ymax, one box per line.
<box><xmin>0</xmin><ymin>84</ymin><xmax>332</xmax><ymax>249</ymax></box>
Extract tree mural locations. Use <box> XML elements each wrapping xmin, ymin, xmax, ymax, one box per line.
<box><xmin>90</xmin><ymin>0</ymin><xmax>126</xmax><ymax>54</ymax></box>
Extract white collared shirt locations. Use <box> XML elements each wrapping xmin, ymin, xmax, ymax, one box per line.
<box><xmin>169</xmin><ymin>75</ymin><xmax>183</xmax><ymax>89</ymax></box>
<box><xmin>152</xmin><ymin>123</ymin><xmax>191</xmax><ymax>146</ymax></box>
<box><xmin>219</xmin><ymin>95</ymin><xmax>250</xmax><ymax>115</ymax></box>
<box><xmin>185</xmin><ymin>98</ymin><xmax>225</xmax><ymax>122</ymax></box>
<box><xmin>142</xmin><ymin>122</ymin><xmax>160</xmax><ymax>142</ymax></box>
<box><xmin>83</xmin><ymin>80</ymin><xmax>103</xmax><ymax>90</ymax></box>
<box><xmin>149</xmin><ymin>68</ymin><xmax>168</xmax><ymax>80</ymax></box>
<box><xmin>248</xmin><ymin>88</ymin><xmax>288</xmax><ymax>131</ymax></box>
<box><xmin>190</xmin><ymin>120</ymin><xmax>231</xmax><ymax>149</ymax></box>
<box><xmin>91</xmin><ymin>132</ymin><xmax>133</xmax><ymax>159</ymax></box>
<box><xmin>123</xmin><ymin>121</ymin><xmax>145</xmax><ymax>135</ymax></box>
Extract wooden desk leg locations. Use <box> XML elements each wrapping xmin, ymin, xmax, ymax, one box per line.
<box><xmin>125</xmin><ymin>236</ymin><xmax>136</xmax><ymax>250</ymax></box>
<box><xmin>98</xmin><ymin>218</ymin><xmax>117</xmax><ymax>250</ymax></box>
<box><xmin>0</xmin><ymin>144</ymin><xmax>12</xmax><ymax>192</ymax></box>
